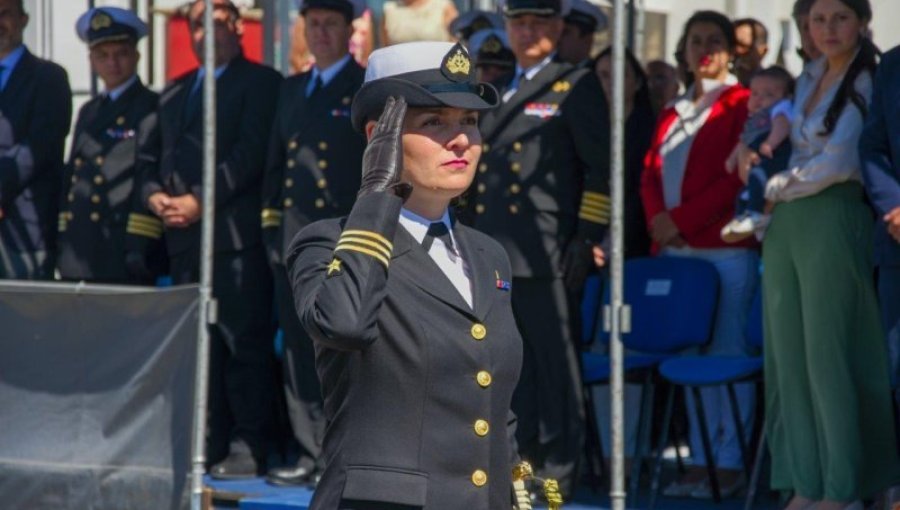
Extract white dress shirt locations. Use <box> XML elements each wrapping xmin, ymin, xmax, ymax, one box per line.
<box><xmin>398</xmin><ymin>208</ymin><xmax>473</xmax><ymax>308</ymax></box>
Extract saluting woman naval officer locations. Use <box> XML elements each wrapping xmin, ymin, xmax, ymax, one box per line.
<box><xmin>286</xmin><ymin>41</ymin><xmax>529</xmax><ymax>510</ymax></box>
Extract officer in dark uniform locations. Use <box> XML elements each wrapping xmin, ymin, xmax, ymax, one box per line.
<box><xmin>136</xmin><ymin>0</ymin><xmax>282</xmax><ymax>478</ymax></box>
<box><xmin>261</xmin><ymin>0</ymin><xmax>367</xmax><ymax>487</ymax></box>
<box><xmin>57</xmin><ymin>7</ymin><xmax>166</xmax><ymax>284</ymax></box>
<box><xmin>287</xmin><ymin>41</ymin><xmax>531</xmax><ymax>510</ymax></box>
<box><xmin>557</xmin><ymin>0</ymin><xmax>607</xmax><ymax>66</ymax></box>
<box><xmin>469</xmin><ymin>0</ymin><xmax>611</xmax><ymax>496</ymax></box>
<box><xmin>0</xmin><ymin>0</ymin><xmax>72</xmax><ymax>279</ymax></box>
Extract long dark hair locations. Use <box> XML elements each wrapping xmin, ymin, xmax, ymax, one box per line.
<box><xmin>593</xmin><ymin>46</ymin><xmax>654</xmax><ymax>119</ymax></box>
<box><xmin>817</xmin><ymin>0</ymin><xmax>878</xmax><ymax>135</ymax></box>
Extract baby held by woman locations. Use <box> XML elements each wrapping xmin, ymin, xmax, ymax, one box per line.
<box><xmin>721</xmin><ymin>66</ymin><xmax>795</xmax><ymax>242</ymax></box>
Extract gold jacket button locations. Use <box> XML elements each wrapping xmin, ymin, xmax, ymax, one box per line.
<box><xmin>74</xmin><ymin>157</ymin><xmax>83</xmax><ymax>168</ymax></box>
<box><xmin>475</xmin><ymin>204</ymin><xmax>485</xmax><ymax>214</ymax></box>
<box><xmin>287</xmin><ymin>159</ymin><xmax>295</xmax><ymax>168</ymax></box>
<box><xmin>315</xmin><ymin>198</ymin><xmax>325</xmax><ymax>209</ymax></box>
<box><xmin>478</xmin><ymin>163</ymin><xmax>487</xmax><ymax>173</ymax></box>
<box><xmin>476</xmin><ymin>370</ymin><xmax>492</xmax><ymax>388</ymax></box>
<box><xmin>483</xmin><ymin>143</ymin><xmax>490</xmax><ymax>153</ymax></box>
<box><xmin>509</xmin><ymin>204</ymin><xmax>519</xmax><ymax>214</ymax></box>
<box><xmin>474</xmin><ymin>419</ymin><xmax>490</xmax><ymax>437</ymax></box>
<box><xmin>477</xmin><ymin>183</ymin><xmax>486</xmax><ymax>193</ymax></box>
<box><xmin>471</xmin><ymin>470</ymin><xmax>487</xmax><ymax>487</ymax></box>
<box><xmin>67</xmin><ymin>193</ymin><xmax>75</xmax><ymax>202</ymax></box>
<box><xmin>471</xmin><ymin>323</ymin><xmax>487</xmax><ymax>340</ymax></box>
<box><xmin>285</xmin><ymin>177</ymin><xmax>294</xmax><ymax>188</ymax></box>
<box><xmin>318</xmin><ymin>160</ymin><xmax>328</xmax><ymax>169</ymax></box>
<box><xmin>318</xmin><ymin>141</ymin><xmax>328</xmax><ymax>151</ymax></box>
<box><xmin>94</xmin><ymin>175</ymin><xmax>105</xmax><ymax>185</ymax></box>
<box><xmin>510</xmin><ymin>162</ymin><xmax>521</xmax><ymax>173</ymax></box>
<box><xmin>513</xmin><ymin>141</ymin><xmax>522</xmax><ymax>152</ymax></box>
<box><xmin>95</xmin><ymin>156</ymin><xmax>104</xmax><ymax>166</ymax></box>
<box><xmin>70</xmin><ymin>175</ymin><xmax>77</xmax><ymax>184</ymax></box>
<box><xmin>116</xmin><ymin>116</ymin><xmax>125</xmax><ymax>126</ymax></box>
<box><xmin>90</xmin><ymin>212</ymin><xmax>100</xmax><ymax>222</ymax></box>
<box><xmin>91</xmin><ymin>194</ymin><xmax>100</xmax><ymax>204</ymax></box>
<box><xmin>284</xmin><ymin>198</ymin><xmax>294</xmax><ymax>207</ymax></box>
<box><xmin>510</xmin><ymin>183</ymin><xmax>521</xmax><ymax>194</ymax></box>
<box><xmin>317</xmin><ymin>178</ymin><xmax>327</xmax><ymax>189</ymax></box>
<box><xmin>288</xmin><ymin>140</ymin><xmax>298</xmax><ymax>150</ymax></box>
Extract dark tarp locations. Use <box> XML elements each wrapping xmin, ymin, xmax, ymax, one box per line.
<box><xmin>0</xmin><ymin>282</ymin><xmax>199</xmax><ymax>510</ymax></box>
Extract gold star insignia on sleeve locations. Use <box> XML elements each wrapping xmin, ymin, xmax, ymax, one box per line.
<box><xmin>327</xmin><ymin>258</ymin><xmax>342</xmax><ymax>276</ymax></box>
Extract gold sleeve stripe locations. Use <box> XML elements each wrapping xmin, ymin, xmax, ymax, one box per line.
<box><xmin>582</xmin><ymin>196</ymin><xmax>611</xmax><ymax>207</ymax></box>
<box><xmin>580</xmin><ymin>204</ymin><xmax>610</xmax><ymax>217</ymax></box>
<box><xmin>336</xmin><ymin>237</ymin><xmax>392</xmax><ymax>260</ymax></box>
<box><xmin>582</xmin><ymin>191</ymin><xmax>610</xmax><ymax>202</ymax></box>
<box><xmin>127</xmin><ymin>225</ymin><xmax>163</xmax><ymax>239</ymax></box>
<box><xmin>340</xmin><ymin>229</ymin><xmax>393</xmax><ymax>251</ymax></box>
<box><xmin>334</xmin><ymin>244</ymin><xmax>390</xmax><ymax>268</ymax></box>
<box><xmin>57</xmin><ymin>216</ymin><xmax>68</xmax><ymax>232</ymax></box>
<box><xmin>262</xmin><ymin>219</ymin><xmax>282</xmax><ymax>228</ymax></box>
<box><xmin>261</xmin><ymin>208</ymin><xmax>283</xmax><ymax>220</ymax></box>
<box><xmin>129</xmin><ymin>213</ymin><xmax>163</xmax><ymax>225</ymax></box>
<box><xmin>578</xmin><ymin>211</ymin><xmax>610</xmax><ymax>224</ymax></box>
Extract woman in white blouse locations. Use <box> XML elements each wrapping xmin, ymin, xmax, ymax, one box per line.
<box><xmin>761</xmin><ymin>1</ymin><xmax>899</xmax><ymax>509</ymax></box>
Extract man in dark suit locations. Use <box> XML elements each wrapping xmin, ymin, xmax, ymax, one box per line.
<box><xmin>469</xmin><ymin>0</ymin><xmax>611</xmax><ymax>495</ymax></box>
<box><xmin>137</xmin><ymin>0</ymin><xmax>282</xmax><ymax>478</ymax></box>
<box><xmin>0</xmin><ymin>0</ymin><xmax>72</xmax><ymax>279</ymax></box>
<box><xmin>57</xmin><ymin>7</ymin><xmax>165</xmax><ymax>284</ymax></box>
<box><xmin>261</xmin><ymin>0</ymin><xmax>366</xmax><ymax>487</ymax></box>
<box><xmin>860</xmin><ymin>43</ymin><xmax>900</xmax><ymax>410</ymax></box>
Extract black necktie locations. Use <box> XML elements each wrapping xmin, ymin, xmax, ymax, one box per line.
<box><xmin>308</xmin><ymin>75</ymin><xmax>323</xmax><ymax>98</ymax></box>
<box><xmin>422</xmin><ymin>222</ymin><xmax>454</xmax><ymax>253</ymax></box>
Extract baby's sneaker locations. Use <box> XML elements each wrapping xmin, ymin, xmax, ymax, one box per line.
<box><xmin>721</xmin><ymin>212</ymin><xmax>769</xmax><ymax>243</ymax></box>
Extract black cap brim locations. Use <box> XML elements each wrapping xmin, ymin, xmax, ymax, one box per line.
<box><xmin>351</xmin><ymin>76</ymin><xmax>499</xmax><ymax>132</ymax></box>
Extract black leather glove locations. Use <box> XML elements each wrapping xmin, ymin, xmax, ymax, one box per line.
<box><xmin>125</xmin><ymin>250</ymin><xmax>154</xmax><ymax>284</ymax></box>
<box><xmin>358</xmin><ymin>96</ymin><xmax>412</xmax><ymax>201</ymax></box>
<box><xmin>561</xmin><ymin>234</ymin><xmax>595</xmax><ymax>293</ymax></box>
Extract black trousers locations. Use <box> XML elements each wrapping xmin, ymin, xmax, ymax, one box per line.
<box><xmin>510</xmin><ymin>277</ymin><xmax>584</xmax><ymax>496</ymax></box>
<box><xmin>273</xmin><ymin>261</ymin><xmax>325</xmax><ymax>469</ymax></box>
<box><xmin>170</xmin><ymin>244</ymin><xmax>276</xmax><ymax>463</ymax></box>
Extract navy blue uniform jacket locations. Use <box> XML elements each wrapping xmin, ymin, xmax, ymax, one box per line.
<box><xmin>287</xmin><ymin>192</ymin><xmax>523</xmax><ymax>509</ymax></box>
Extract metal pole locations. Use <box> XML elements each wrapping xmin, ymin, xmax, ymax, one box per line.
<box><xmin>190</xmin><ymin>0</ymin><xmax>217</xmax><ymax>508</ymax></box>
<box><xmin>632</xmin><ymin>0</ymin><xmax>645</xmax><ymax>61</ymax></box>
<box><xmin>609</xmin><ymin>0</ymin><xmax>628</xmax><ymax>509</ymax></box>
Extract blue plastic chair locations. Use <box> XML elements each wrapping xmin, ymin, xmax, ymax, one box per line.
<box><xmin>580</xmin><ymin>256</ymin><xmax>720</xmax><ymax>501</ymax></box>
<box><xmin>649</xmin><ymin>284</ymin><xmax>764</xmax><ymax>507</ymax></box>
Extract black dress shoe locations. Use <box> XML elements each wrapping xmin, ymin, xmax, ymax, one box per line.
<box><xmin>209</xmin><ymin>451</ymin><xmax>261</xmax><ymax>480</ymax></box>
<box><xmin>266</xmin><ymin>465</ymin><xmax>315</xmax><ymax>487</ymax></box>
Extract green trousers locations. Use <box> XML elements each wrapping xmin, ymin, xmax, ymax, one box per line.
<box><xmin>763</xmin><ymin>182</ymin><xmax>900</xmax><ymax>501</ymax></box>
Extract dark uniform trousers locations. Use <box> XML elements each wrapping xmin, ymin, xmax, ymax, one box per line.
<box><xmin>0</xmin><ymin>48</ymin><xmax>72</xmax><ymax>279</ymax></box>
<box><xmin>469</xmin><ymin>58</ymin><xmax>612</xmax><ymax>494</ymax></box>
<box><xmin>57</xmin><ymin>79</ymin><xmax>166</xmax><ymax>283</ymax></box>
<box><xmin>287</xmin><ymin>193</ymin><xmax>523</xmax><ymax>510</ymax></box>
<box><xmin>261</xmin><ymin>59</ymin><xmax>366</xmax><ymax>469</ymax></box>
<box><xmin>137</xmin><ymin>55</ymin><xmax>282</xmax><ymax>462</ymax></box>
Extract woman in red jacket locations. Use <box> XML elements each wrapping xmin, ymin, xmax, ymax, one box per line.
<box><xmin>640</xmin><ymin>10</ymin><xmax>759</xmax><ymax>499</ymax></box>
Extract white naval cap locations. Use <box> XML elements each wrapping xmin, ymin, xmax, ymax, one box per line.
<box><xmin>76</xmin><ymin>7</ymin><xmax>148</xmax><ymax>48</ymax></box>
<box><xmin>351</xmin><ymin>42</ymin><xmax>499</xmax><ymax>131</ymax></box>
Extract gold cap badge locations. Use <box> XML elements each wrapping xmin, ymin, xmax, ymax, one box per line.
<box><xmin>91</xmin><ymin>12</ymin><xmax>113</xmax><ymax>31</ymax></box>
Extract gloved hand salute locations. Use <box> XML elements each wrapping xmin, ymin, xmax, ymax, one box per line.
<box><xmin>358</xmin><ymin>96</ymin><xmax>412</xmax><ymax>201</ymax></box>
